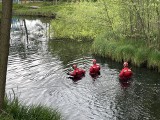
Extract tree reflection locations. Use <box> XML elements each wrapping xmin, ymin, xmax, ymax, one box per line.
<box><xmin>10</xmin><ymin>17</ymin><xmax>50</xmax><ymax>59</ymax></box>
<box><xmin>48</xmin><ymin>40</ymin><xmax>92</xmax><ymax>65</ymax></box>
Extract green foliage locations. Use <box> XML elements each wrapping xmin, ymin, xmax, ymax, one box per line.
<box><xmin>12</xmin><ymin>3</ymin><xmax>61</xmax><ymax>17</ymax></box>
<box><xmin>0</xmin><ymin>113</ymin><xmax>14</xmax><ymax>120</ymax></box>
<box><xmin>11</xmin><ymin>1</ymin><xmax>159</xmax><ymax>47</ymax></box>
<box><xmin>0</xmin><ymin>3</ymin><xmax>2</xmax><ymax>11</ymax></box>
<box><xmin>92</xmin><ymin>34</ymin><xmax>118</xmax><ymax>58</ymax></box>
<box><xmin>133</xmin><ymin>48</ymin><xmax>150</xmax><ymax>66</ymax></box>
<box><xmin>51</xmin><ymin>2</ymin><xmax>110</xmax><ymax>40</ymax></box>
<box><xmin>93</xmin><ymin>32</ymin><xmax>160</xmax><ymax>71</ymax></box>
<box><xmin>42</xmin><ymin>2</ymin><xmax>53</xmax><ymax>6</ymax></box>
<box><xmin>12</xmin><ymin>3</ymin><xmax>25</xmax><ymax>10</ymax></box>
<box><xmin>2</xmin><ymin>97</ymin><xmax>61</xmax><ymax>120</ymax></box>
<box><xmin>114</xmin><ymin>45</ymin><xmax>135</xmax><ymax>62</ymax></box>
<box><xmin>148</xmin><ymin>50</ymin><xmax>160</xmax><ymax>72</ymax></box>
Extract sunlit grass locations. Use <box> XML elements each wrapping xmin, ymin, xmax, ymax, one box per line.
<box><xmin>2</xmin><ymin>97</ymin><xmax>61</xmax><ymax>120</ymax></box>
<box><xmin>50</xmin><ymin>2</ymin><xmax>110</xmax><ymax>40</ymax></box>
<box><xmin>8</xmin><ymin>3</ymin><xmax>66</xmax><ymax>17</ymax></box>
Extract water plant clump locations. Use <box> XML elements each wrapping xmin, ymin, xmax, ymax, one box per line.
<box><xmin>1</xmin><ymin>97</ymin><xmax>61</xmax><ymax>120</ymax></box>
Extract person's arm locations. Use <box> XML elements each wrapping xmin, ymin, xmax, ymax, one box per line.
<box><xmin>80</xmin><ymin>68</ymin><xmax>85</xmax><ymax>76</ymax></box>
<box><xmin>69</xmin><ymin>70</ymin><xmax>76</xmax><ymax>76</ymax></box>
<box><xmin>128</xmin><ymin>68</ymin><xmax>133</xmax><ymax>76</ymax></box>
<box><xmin>89</xmin><ymin>66</ymin><xmax>95</xmax><ymax>75</ymax></box>
<box><xmin>119</xmin><ymin>69</ymin><xmax>124</xmax><ymax>78</ymax></box>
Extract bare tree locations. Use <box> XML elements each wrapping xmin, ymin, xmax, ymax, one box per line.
<box><xmin>0</xmin><ymin>0</ymin><xmax>13</xmax><ymax>111</ymax></box>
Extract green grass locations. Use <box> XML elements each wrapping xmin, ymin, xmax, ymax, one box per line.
<box><xmin>114</xmin><ymin>45</ymin><xmax>135</xmax><ymax>62</ymax></box>
<box><xmin>0</xmin><ymin>2</ymin><xmax>62</xmax><ymax>17</ymax></box>
<box><xmin>148</xmin><ymin>50</ymin><xmax>160</xmax><ymax>72</ymax></box>
<box><xmin>1</xmin><ymin>97</ymin><xmax>61</xmax><ymax>120</ymax></box>
<box><xmin>92</xmin><ymin>32</ymin><xmax>160</xmax><ymax>72</ymax></box>
<box><xmin>133</xmin><ymin>48</ymin><xmax>149</xmax><ymax>67</ymax></box>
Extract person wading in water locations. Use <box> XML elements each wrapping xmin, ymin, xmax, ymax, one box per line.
<box><xmin>119</xmin><ymin>62</ymin><xmax>133</xmax><ymax>81</ymax></box>
<box><xmin>67</xmin><ymin>64</ymin><xmax>85</xmax><ymax>82</ymax></box>
<box><xmin>89</xmin><ymin>59</ymin><xmax>101</xmax><ymax>79</ymax></box>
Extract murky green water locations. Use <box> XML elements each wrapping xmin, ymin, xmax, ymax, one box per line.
<box><xmin>6</xmin><ymin>17</ymin><xmax>160</xmax><ymax>120</ymax></box>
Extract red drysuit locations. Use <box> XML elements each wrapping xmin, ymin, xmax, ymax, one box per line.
<box><xmin>89</xmin><ymin>64</ymin><xmax>100</xmax><ymax>76</ymax></box>
<box><xmin>69</xmin><ymin>68</ymin><xmax>85</xmax><ymax>78</ymax></box>
<box><xmin>119</xmin><ymin>67</ymin><xmax>133</xmax><ymax>80</ymax></box>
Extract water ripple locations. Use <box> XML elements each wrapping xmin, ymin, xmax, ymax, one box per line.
<box><xmin>6</xmin><ymin>18</ymin><xmax>160</xmax><ymax>120</ymax></box>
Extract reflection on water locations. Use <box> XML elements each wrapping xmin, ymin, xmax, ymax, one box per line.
<box><xmin>48</xmin><ymin>40</ymin><xmax>92</xmax><ymax>65</ymax></box>
<box><xmin>6</xmin><ymin>17</ymin><xmax>160</xmax><ymax>120</ymax></box>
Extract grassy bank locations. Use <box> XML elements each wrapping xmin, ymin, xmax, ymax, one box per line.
<box><xmin>12</xmin><ymin>2</ymin><xmax>60</xmax><ymax>18</ymax></box>
<box><xmin>0</xmin><ymin>2</ymin><xmax>58</xmax><ymax>18</ymax></box>
<box><xmin>92</xmin><ymin>33</ymin><xmax>160</xmax><ymax>72</ymax></box>
<box><xmin>1</xmin><ymin>97</ymin><xmax>61</xmax><ymax>120</ymax></box>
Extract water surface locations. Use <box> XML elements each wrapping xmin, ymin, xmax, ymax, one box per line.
<box><xmin>7</xmin><ymin>17</ymin><xmax>160</xmax><ymax>120</ymax></box>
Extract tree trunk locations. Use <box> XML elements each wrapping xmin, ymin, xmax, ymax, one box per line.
<box><xmin>102</xmin><ymin>0</ymin><xmax>114</xmax><ymax>31</ymax></box>
<box><xmin>146</xmin><ymin>0</ymin><xmax>150</xmax><ymax>40</ymax></box>
<box><xmin>23</xmin><ymin>19</ymin><xmax>29</xmax><ymax>44</ymax></box>
<box><xmin>131</xmin><ymin>0</ymin><xmax>146</xmax><ymax>38</ymax></box>
<box><xmin>0</xmin><ymin>0</ymin><xmax>13</xmax><ymax>111</ymax></box>
<box><xmin>129</xmin><ymin>9</ymin><xmax>133</xmax><ymax>35</ymax></box>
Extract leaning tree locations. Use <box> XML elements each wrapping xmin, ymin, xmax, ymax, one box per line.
<box><xmin>0</xmin><ymin>0</ymin><xmax>13</xmax><ymax>111</ymax></box>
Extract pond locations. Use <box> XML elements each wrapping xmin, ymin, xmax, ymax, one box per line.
<box><xmin>6</xmin><ymin>17</ymin><xmax>160</xmax><ymax>120</ymax></box>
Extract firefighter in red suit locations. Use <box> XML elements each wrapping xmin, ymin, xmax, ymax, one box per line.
<box><xmin>68</xmin><ymin>64</ymin><xmax>85</xmax><ymax>79</ymax></box>
<box><xmin>89</xmin><ymin>59</ymin><xmax>101</xmax><ymax>78</ymax></box>
<box><xmin>119</xmin><ymin>62</ymin><xmax>133</xmax><ymax>81</ymax></box>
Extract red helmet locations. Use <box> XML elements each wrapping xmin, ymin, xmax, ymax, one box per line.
<box><xmin>123</xmin><ymin>62</ymin><xmax>128</xmax><ymax>67</ymax></box>
<box><xmin>93</xmin><ymin>59</ymin><xmax>96</xmax><ymax>64</ymax></box>
<box><xmin>72</xmin><ymin>64</ymin><xmax>77</xmax><ymax>69</ymax></box>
